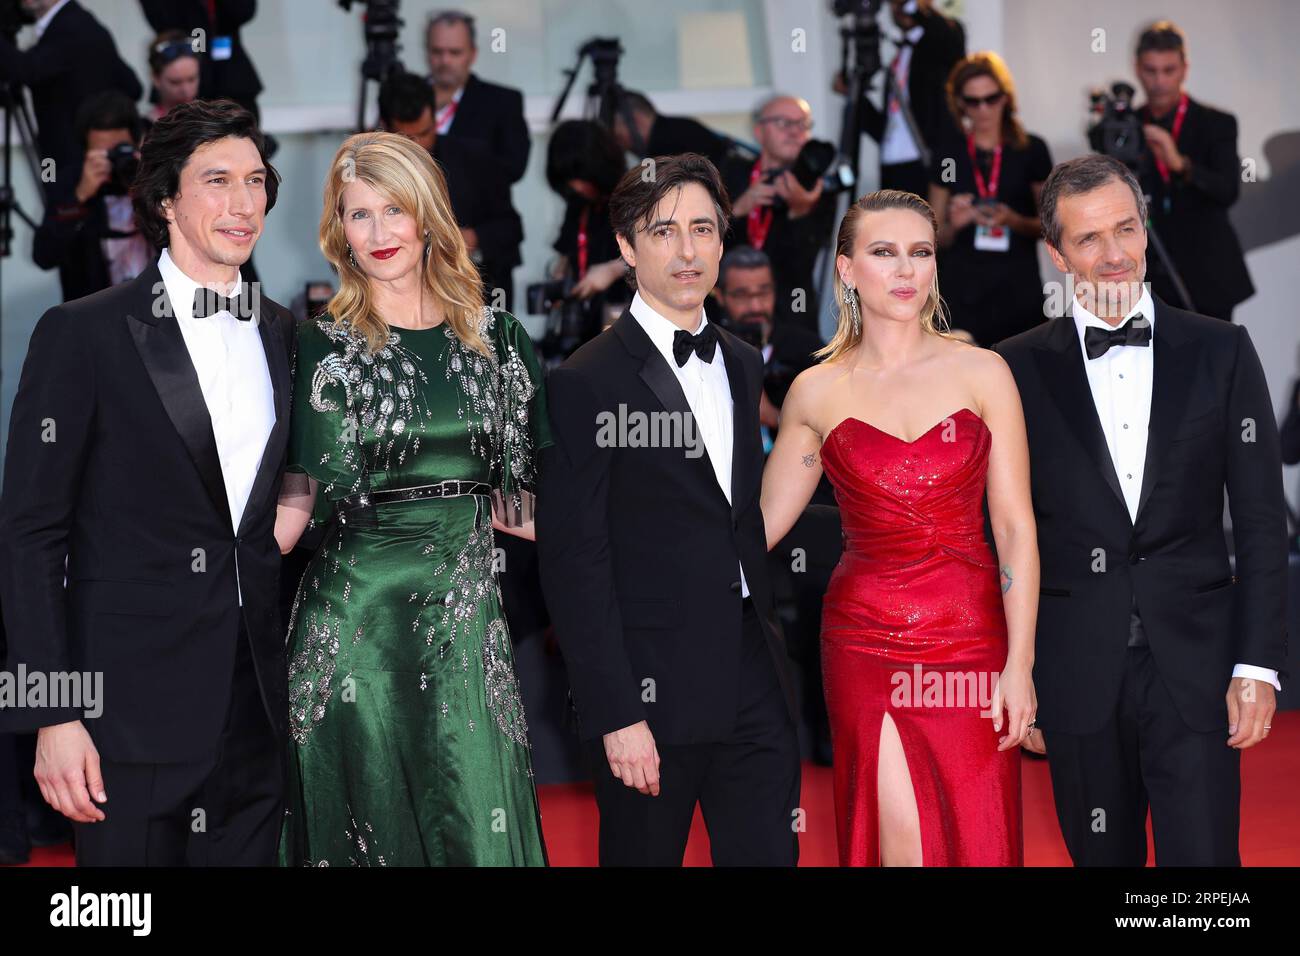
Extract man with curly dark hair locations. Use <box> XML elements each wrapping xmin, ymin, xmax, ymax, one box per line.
<box><xmin>0</xmin><ymin>98</ymin><xmax>295</xmax><ymax>866</ymax></box>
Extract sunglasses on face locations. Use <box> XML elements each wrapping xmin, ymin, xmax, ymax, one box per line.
<box><xmin>153</xmin><ymin>40</ymin><xmax>196</xmax><ymax>66</ymax></box>
<box><xmin>961</xmin><ymin>91</ymin><xmax>1006</xmax><ymax>109</ymax></box>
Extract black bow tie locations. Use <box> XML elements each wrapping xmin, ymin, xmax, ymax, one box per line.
<box><xmin>673</xmin><ymin>324</ymin><xmax>718</xmax><ymax>367</ymax></box>
<box><xmin>193</xmin><ymin>285</ymin><xmax>252</xmax><ymax>320</ymax></box>
<box><xmin>1084</xmin><ymin>314</ymin><xmax>1151</xmax><ymax>359</ymax></box>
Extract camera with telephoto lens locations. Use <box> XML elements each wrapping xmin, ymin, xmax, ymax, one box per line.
<box><xmin>761</xmin><ymin>138</ymin><xmax>846</xmax><ymax>207</ymax></box>
<box><xmin>104</xmin><ymin>142</ymin><xmax>139</xmax><ymax>195</ymax></box>
<box><xmin>526</xmin><ymin>275</ymin><xmax>601</xmax><ymax>363</ymax></box>
<box><xmin>1088</xmin><ymin>82</ymin><xmax>1144</xmax><ymax>169</ymax></box>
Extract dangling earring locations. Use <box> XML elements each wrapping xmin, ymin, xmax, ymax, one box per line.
<box><xmin>843</xmin><ymin>284</ymin><xmax>861</xmax><ymax>338</ymax></box>
<box><xmin>424</xmin><ymin>232</ymin><xmax>432</xmax><ymax>261</ymax></box>
<box><xmin>347</xmin><ymin>244</ymin><xmax>357</xmax><ymax>268</ymax></box>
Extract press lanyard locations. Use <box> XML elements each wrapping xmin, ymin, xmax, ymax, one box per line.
<box><xmin>966</xmin><ymin>135</ymin><xmax>1002</xmax><ymax>199</ymax></box>
<box><xmin>1145</xmin><ymin>92</ymin><xmax>1189</xmax><ymax>184</ymax></box>
<box><xmin>748</xmin><ymin>159</ymin><xmax>774</xmax><ymax>249</ymax></box>
<box><xmin>576</xmin><ymin>207</ymin><xmax>589</xmax><ymax>279</ymax></box>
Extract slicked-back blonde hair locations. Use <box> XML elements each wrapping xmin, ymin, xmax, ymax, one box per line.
<box><xmin>816</xmin><ymin>189</ymin><xmax>951</xmax><ymax>363</ymax></box>
<box><xmin>320</xmin><ymin>131</ymin><xmax>489</xmax><ymax>356</ymax></box>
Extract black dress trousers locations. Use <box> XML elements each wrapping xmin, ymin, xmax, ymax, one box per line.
<box><xmin>589</xmin><ymin>599</ymin><xmax>801</xmax><ymax>866</ymax></box>
<box><xmin>74</xmin><ymin>620</ymin><xmax>284</xmax><ymax>866</ymax></box>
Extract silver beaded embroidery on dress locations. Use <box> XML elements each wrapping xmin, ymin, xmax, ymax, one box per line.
<box><xmin>286</xmin><ymin>309</ymin><xmax>534</xmax><ymax>761</ymax></box>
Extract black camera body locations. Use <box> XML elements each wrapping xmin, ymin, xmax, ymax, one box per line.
<box><xmin>761</xmin><ymin>138</ymin><xmax>841</xmax><ymax>209</ymax></box>
<box><xmin>104</xmin><ymin>142</ymin><xmax>139</xmax><ymax>195</ymax></box>
<box><xmin>1089</xmin><ymin>82</ymin><xmax>1144</xmax><ymax>169</ymax></box>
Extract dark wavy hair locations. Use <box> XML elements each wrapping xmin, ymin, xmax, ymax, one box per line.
<box><xmin>74</xmin><ymin>90</ymin><xmax>143</xmax><ymax>149</ymax></box>
<box><xmin>607</xmin><ymin>152</ymin><xmax>731</xmax><ymax>290</ymax></box>
<box><xmin>607</xmin><ymin>151</ymin><xmax>731</xmax><ymax>246</ymax></box>
<box><xmin>377</xmin><ymin>70</ymin><xmax>435</xmax><ymax>127</ymax></box>
<box><xmin>132</xmin><ymin>98</ymin><xmax>280</xmax><ymax>249</ymax></box>
<box><xmin>545</xmin><ymin>119</ymin><xmax>627</xmax><ymax>200</ymax></box>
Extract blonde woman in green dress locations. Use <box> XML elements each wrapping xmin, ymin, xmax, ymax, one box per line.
<box><xmin>274</xmin><ymin>132</ymin><xmax>549</xmax><ymax>865</ymax></box>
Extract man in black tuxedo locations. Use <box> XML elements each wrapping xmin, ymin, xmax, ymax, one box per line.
<box><xmin>537</xmin><ymin>154</ymin><xmax>801</xmax><ymax>866</ymax></box>
<box><xmin>1130</xmin><ymin>20</ymin><xmax>1253</xmax><ymax>321</ymax></box>
<box><xmin>0</xmin><ymin>0</ymin><xmax>142</xmax><ymax>200</ymax></box>
<box><xmin>0</xmin><ymin>100</ymin><xmax>294</xmax><ymax>866</ymax></box>
<box><xmin>720</xmin><ymin>95</ymin><xmax>836</xmax><ymax>336</ymax></box>
<box><xmin>378</xmin><ymin>71</ymin><xmax>523</xmax><ymax>312</ymax></box>
<box><xmin>424</xmin><ymin>9</ymin><xmax>531</xmax><ymax>185</ymax></box>
<box><xmin>996</xmin><ymin>154</ymin><xmax>1287</xmax><ymax>866</ymax></box>
<box><xmin>840</xmin><ymin>0</ymin><xmax>965</xmax><ymax>197</ymax></box>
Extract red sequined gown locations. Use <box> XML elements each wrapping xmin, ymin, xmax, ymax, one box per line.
<box><xmin>819</xmin><ymin>407</ymin><xmax>1022</xmax><ymax>866</ymax></box>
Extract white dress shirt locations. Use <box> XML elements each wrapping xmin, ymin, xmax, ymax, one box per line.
<box><xmin>435</xmin><ymin>85</ymin><xmax>465</xmax><ymax>135</ymax></box>
<box><xmin>157</xmin><ymin>249</ymin><xmax>276</xmax><ymax>605</ymax></box>
<box><xmin>630</xmin><ymin>292</ymin><xmax>749</xmax><ymax>598</ymax></box>
<box><xmin>1072</xmin><ymin>290</ymin><xmax>1279</xmax><ymax>690</ymax></box>
<box><xmin>33</xmin><ymin>0</ymin><xmax>71</xmax><ymax>39</ymax></box>
<box><xmin>880</xmin><ymin>25</ymin><xmax>926</xmax><ymax>165</ymax></box>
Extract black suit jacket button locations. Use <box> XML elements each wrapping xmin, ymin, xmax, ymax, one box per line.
<box><xmin>729</xmin><ymin>581</ymin><xmax>741</xmax><ymax>592</ymax></box>
<box><xmin>1129</xmin><ymin>552</ymin><xmax>1142</xmax><ymax>564</ymax></box>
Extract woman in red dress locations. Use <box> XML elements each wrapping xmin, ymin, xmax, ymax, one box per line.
<box><xmin>762</xmin><ymin>190</ymin><xmax>1039</xmax><ymax>865</ymax></box>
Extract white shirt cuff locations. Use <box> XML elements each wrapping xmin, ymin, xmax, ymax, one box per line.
<box><xmin>1232</xmin><ymin>663</ymin><xmax>1281</xmax><ymax>691</ymax></box>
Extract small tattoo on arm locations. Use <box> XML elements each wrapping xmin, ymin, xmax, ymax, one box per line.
<box><xmin>1000</xmin><ymin>565</ymin><xmax>1013</xmax><ymax>594</ymax></box>
<box><xmin>801</xmin><ymin>453</ymin><xmax>817</xmax><ymax>468</ymax></box>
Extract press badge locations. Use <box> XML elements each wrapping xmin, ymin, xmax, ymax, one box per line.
<box><xmin>212</xmin><ymin>36</ymin><xmax>233</xmax><ymax>60</ymax></box>
<box><xmin>974</xmin><ymin>223</ymin><xmax>1010</xmax><ymax>252</ymax></box>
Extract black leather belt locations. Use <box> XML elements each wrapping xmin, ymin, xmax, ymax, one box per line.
<box><xmin>335</xmin><ymin>480</ymin><xmax>492</xmax><ymax>526</ymax></box>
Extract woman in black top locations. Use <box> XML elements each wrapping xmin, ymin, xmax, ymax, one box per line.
<box><xmin>929</xmin><ymin>51</ymin><xmax>1051</xmax><ymax>346</ymax></box>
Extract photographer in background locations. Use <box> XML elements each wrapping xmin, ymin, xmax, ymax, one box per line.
<box><xmin>611</xmin><ymin>89</ymin><xmax>731</xmax><ymax>170</ymax></box>
<box><xmin>1129</xmin><ymin>21</ymin><xmax>1253</xmax><ymax>321</ymax></box>
<box><xmin>536</xmin><ymin>119</ymin><xmax>630</xmax><ymax>361</ymax></box>
<box><xmin>378</xmin><ymin>70</ymin><xmax>523</xmax><ymax>310</ymax></box>
<box><xmin>720</xmin><ymin>95</ymin><xmax>836</xmax><ymax>335</ymax></box>
<box><xmin>144</xmin><ymin>30</ymin><xmax>202</xmax><ymax>124</ymax></box>
<box><xmin>836</xmin><ymin>0</ymin><xmax>965</xmax><ymax>197</ymax></box>
<box><xmin>0</xmin><ymin>0</ymin><xmax>142</xmax><ymax>200</ymax></box>
<box><xmin>33</xmin><ymin>91</ymin><xmax>154</xmax><ymax>302</ymax></box>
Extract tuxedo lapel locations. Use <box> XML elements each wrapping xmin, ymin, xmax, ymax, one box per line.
<box><xmin>1032</xmin><ymin>315</ymin><xmax>1128</xmax><ymax>521</ymax></box>
<box><xmin>237</xmin><ymin>303</ymin><xmax>291</xmax><ymax>537</ymax></box>
<box><xmin>1135</xmin><ymin>306</ymin><xmax>1198</xmax><ymax>522</ymax></box>
<box><xmin>125</xmin><ymin>265</ymin><xmax>233</xmax><ymax>530</ymax></box>
<box><xmin>613</xmin><ymin>311</ymin><xmax>731</xmax><ymax>508</ymax></box>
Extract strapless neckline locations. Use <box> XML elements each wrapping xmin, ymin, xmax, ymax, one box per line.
<box><xmin>822</xmin><ymin>406</ymin><xmax>986</xmax><ymax>449</ymax></box>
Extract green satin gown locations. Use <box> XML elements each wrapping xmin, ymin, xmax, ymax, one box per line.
<box><xmin>277</xmin><ymin>308</ymin><xmax>550</xmax><ymax>866</ymax></box>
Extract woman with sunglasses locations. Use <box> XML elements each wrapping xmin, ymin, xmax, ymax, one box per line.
<box><xmin>928</xmin><ymin>52</ymin><xmax>1052</xmax><ymax>347</ymax></box>
<box><xmin>145</xmin><ymin>31</ymin><xmax>201</xmax><ymax>123</ymax></box>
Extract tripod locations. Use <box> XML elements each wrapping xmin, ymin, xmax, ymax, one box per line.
<box><xmin>550</xmin><ymin>38</ymin><xmax>647</xmax><ymax>156</ymax></box>
<box><xmin>0</xmin><ymin>74</ymin><xmax>47</xmax><ymax>385</ymax></box>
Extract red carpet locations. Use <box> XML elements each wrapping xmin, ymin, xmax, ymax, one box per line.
<box><xmin>11</xmin><ymin>709</ymin><xmax>1298</xmax><ymax>867</ymax></box>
